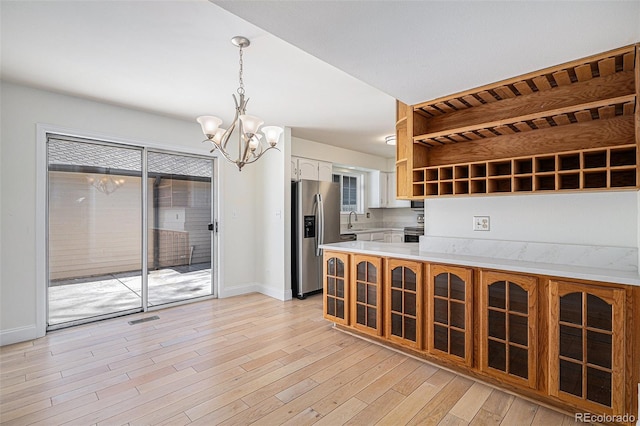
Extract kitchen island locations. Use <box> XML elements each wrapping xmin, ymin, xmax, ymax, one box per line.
<box><xmin>319</xmin><ymin>240</ymin><xmax>640</xmax><ymax>424</ymax></box>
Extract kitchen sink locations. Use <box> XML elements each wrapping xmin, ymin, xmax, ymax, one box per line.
<box><xmin>339</xmin><ymin>233</ymin><xmax>357</xmax><ymax>241</ymax></box>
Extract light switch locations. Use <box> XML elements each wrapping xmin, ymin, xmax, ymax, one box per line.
<box><xmin>473</xmin><ymin>216</ymin><xmax>490</xmax><ymax>231</ymax></box>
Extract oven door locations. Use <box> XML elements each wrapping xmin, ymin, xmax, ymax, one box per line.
<box><xmin>404</xmin><ymin>233</ymin><xmax>420</xmax><ymax>243</ymax></box>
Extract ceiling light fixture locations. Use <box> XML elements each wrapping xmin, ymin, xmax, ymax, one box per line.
<box><xmin>385</xmin><ymin>135</ymin><xmax>397</xmax><ymax>145</ymax></box>
<box><xmin>197</xmin><ymin>36</ymin><xmax>283</xmax><ymax>171</ymax></box>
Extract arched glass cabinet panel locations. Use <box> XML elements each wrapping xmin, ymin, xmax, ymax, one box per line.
<box><xmin>427</xmin><ymin>264</ymin><xmax>473</xmax><ymax>366</ymax></box>
<box><xmin>323</xmin><ymin>252</ymin><xmax>350</xmax><ymax>325</ymax></box>
<box><xmin>385</xmin><ymin>259</ymin><xmax>422</xmax><ymax>349</ymax></box>
<box><xmin>480</xmin><ymin>271</ymin><xmax>537</xmax><ymax>388</ymax></box>
<box><xmin>352</xmin><ymin>255</ymin><xmax>383</xmax><ymax>336</ymax></box>
<box><xmin>549</xmin><ymin>280</ymin><xmax>625</xmax><ymax>415</ymax></box>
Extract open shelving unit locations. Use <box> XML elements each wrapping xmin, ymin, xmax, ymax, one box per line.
<box><xmin>396</xmin><ymin>44</ymin><xmax>639</xmax><ymax>199</ymax></box>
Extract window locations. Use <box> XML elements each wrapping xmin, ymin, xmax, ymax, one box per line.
<box><xmin>333</xmin><ymin>171</ymin><xmax>363</xmax><ymax>213</ymax></box>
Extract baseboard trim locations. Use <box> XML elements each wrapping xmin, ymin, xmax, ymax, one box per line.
<box><xmin>0</xmin><ymin>325</ymin><xmax>41</xmax><ymax>347</ymax></box>
<box><xmin>218</xmin><ymin>282</ymin><xmax>291</xmax><ymax>301</ymax></box>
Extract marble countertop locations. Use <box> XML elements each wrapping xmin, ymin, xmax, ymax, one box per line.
<box><xmin>320</xmin><ymin>240</ymin><xmax>640</xmax><ymax>286</ymax></box>
<box><xmin>340</xmin><ymin>227</ymin><xmax>404</xmax><ymax>235</ymax></box>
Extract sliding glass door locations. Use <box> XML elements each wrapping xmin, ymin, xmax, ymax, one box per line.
<box><xmin>47</xmin><ymin>136</ymin><xmax>215</xmax><ymax>329</ymax></box>
<box><xmin>147</xmin><ymin>151</ymin><xmax>214</xmax><ymax>306</ymax></box>
<box><xmin>47</xmin><ymin>138</ymin><xmax>144</xmax><ymax>326</ymax></box>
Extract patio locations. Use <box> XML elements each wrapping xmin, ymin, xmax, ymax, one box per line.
<box><xmin>48</xmin><ymin>263</ymin><xmax>212</xmax><ymax>326</ymax></box>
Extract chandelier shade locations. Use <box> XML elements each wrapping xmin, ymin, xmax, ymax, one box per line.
<box><xmin>197</xmin><ymin>36</ymin><xmax>282</xmax><ymax>171</ymax></box>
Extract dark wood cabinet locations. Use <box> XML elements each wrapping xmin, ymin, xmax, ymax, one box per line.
<box><xmin>351</xmin><ymin>254</ymin><xmax>383</xmax><ymax>336</ymax></box>
<box><xmin>322</xmin><ymin>251</ymin><xmax>350</xmax><ymax>325</ymax></box>
<box><xmin>426</xmin><ymin>264</ymin><xmax>473</xmax><ymax>366</ymax></box>
<box><xmin>479</xmin><ymin>271</ymin><xmax>537</xmax><ymax>389</ymax></box>
<box><xmin>385</xmin><ymin>259</ymin><xmax>422</xmax><ymax>349</ymax></box>
<box><xmin>548</xmin><ymin>280</ymin><xmax>625</xmax><ymax>415</ymax></box>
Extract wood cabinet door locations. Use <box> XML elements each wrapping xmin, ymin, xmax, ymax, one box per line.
<box><xmin>480</xmin><ymin>271</ymin><xmax>537</xmax><ymax>389</ymax></box>
<box><xmin>323</xmin><ymin>251</ymin><xmax>350</xmax><ymax>325</ymax></box>
<box><xmin>385</xmin><ymin>258</ymin><xmax>422</xmax><ymax>348</ymax></box>
<box><xmin>549</xmin><ymin>280</ymin><xmax>625</xmax><ymax>415</ymax></box>
<box><xmin>427</xmin><ymin>264</ymin><xmax>473</xmax><ymax>366</ymax></box>
<box><xmin>351</xmin><ymin>255</ymin><xmax>383</xmax><ymax>336</ymax></box>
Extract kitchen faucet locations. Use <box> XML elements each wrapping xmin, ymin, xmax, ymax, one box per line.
<box><xmin>348</xmin><ymin>210</ymin><xmax>358</xmax><ymax>229</ymax></box>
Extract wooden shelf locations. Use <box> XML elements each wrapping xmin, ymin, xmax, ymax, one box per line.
<box><xmin>397</xmin><ymin>44</ymin><xmax>639</xmax><ymax>199</ymax></box>
<box><xmin>411</xmin><ymin>145</ymin><xmax>637</xmax><ymax>197</ymax></box>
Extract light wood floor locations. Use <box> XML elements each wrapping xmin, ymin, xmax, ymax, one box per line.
<box><xmin>0</xmin><ymin>293</ymin><xmax>580</xmax><ymax>425</ymax></box>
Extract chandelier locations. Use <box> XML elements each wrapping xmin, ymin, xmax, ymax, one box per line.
<box><xmin>197</xmin><ymin>36</ymin><xmax>283</xmax><ymax>171</ymax></box>
<box><xmin>87</xmin><ymin>175</ymin><xmax>125</xmax><ymax>195</ymax></box>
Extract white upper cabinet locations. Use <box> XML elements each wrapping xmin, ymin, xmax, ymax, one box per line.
<box><xmin>292</xmin><ymin>157</ymin><xmax>333</xmax><ymax>182</ymax></box>
<box><xmin>368</xmin><ymin>171</ymin><xmax>410</xmax><ymax>208</ymax></box>
<box><xmin>317</xmin><ymin>161</ymin><xmax>333</xmax><ymax>182</ymax></box>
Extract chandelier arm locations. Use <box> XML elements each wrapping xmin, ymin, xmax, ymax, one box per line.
<box><xmin>210</xmin><ymin>142</ymin><xmax>238</xmax><ymax>165</ymax></box>
<box><xmin>242</xmin><ymin>145</ymin><xmax>281</xmax><ymax>165</ymax></box>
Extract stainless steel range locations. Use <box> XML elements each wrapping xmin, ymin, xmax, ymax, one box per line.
<box><xmin>403</xmin><ymin>226</ymin><xmax>424</xmax><ymax>243</ymax></box>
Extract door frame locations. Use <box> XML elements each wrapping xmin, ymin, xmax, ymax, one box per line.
<box><xmin>36</xmin><ymin>124</ymin><xmax>219</xmax><ymax>335</ymax></box>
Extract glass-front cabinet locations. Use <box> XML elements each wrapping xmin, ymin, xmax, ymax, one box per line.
<box><xmin>480</xmin><ymin>271</ymin><xmax>537</xmax><ymax>389</ymax></box>
<box><xmin>323</xmin><ymin>251</ymin><xmax>350</xmax><ymax>325</ymax></box>
<box><xmin>548</xmin><ymin>280</ymin><xmax>625</xmax><ymax>415</ymax></box>
<box><xmin>427</xmin><ymin>264</ymin><xmax>473</xmax><ymax>366</ymax></box>
<box><xmin>351</xmin><ymin>254</ymin><xmax>383</xmax><ymax>336</ymax></box>
<box><xmin>385</xmin><ymin>259</ymin><xmax>422</xmax><ymax>349</ymax></box>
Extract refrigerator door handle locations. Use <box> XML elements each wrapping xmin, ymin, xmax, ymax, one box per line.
<box><xmin>316</xmin><ymin>193</ymin><xmax>324</xmax><ymax>256</ymax></box>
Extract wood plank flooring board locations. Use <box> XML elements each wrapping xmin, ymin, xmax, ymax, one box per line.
<box><xmin>97</xmin><ymin>360</ymin><xmax>284</xmax><ymax>426</ymax></box>
<box><xmin>355</xmin><ymin>357</ymin><xmax>423</xmax><ymax>404</ymax></box>
<box><xmin>392</xmin><ymin>363</ymin><xmax>444</xmax><ymax>396</ymax></box>
<box><xmin>406</xmin><ymin>376</ymin><xmax>475</xmax><ymax>426</ymax></box>
<box><xmin>376</xmin><ymin>381</ymin><xmax>442</xmax><ymax>425</ymax></box>
<box><xmin>0</xmin><ymin>294</ymin><xmax>578</xmax><ymax>425</ymax></box>
<box><xmin>218</xmin><ymin>396</ymin><xmax>285</xmax><ymax>426</ymax></box>
<box><xmin>313</xmin><ymin>396</ymin><xmax>368</xmax><ymax>426</ymax></box>
<box><xmin>240</xmin><ymin>340</ymin><xmax>373</xmax><ymax>408</ymax></box>
<box><xmin>448</xmin><ymin>381</ymin><xmax>493</xmax><ymax>422</ymax></box>
<box><xmin>253</xmin><ymin>348</ymin><xmax>397</xmax><ymax>425</ymax></box>
<box><xmin>345</xmin><ymin>390</ymin><xmax>405</xmax><ymax>425</ymax></box>
<box><xmin>499</xmin><ymin>396</ymin><xmax>539</xmax><ymax>426</ymax></box>
<box><xmin>312</xmin><ymin>352</ymin><xmax>409</xmax><ymax>416</ymax></box>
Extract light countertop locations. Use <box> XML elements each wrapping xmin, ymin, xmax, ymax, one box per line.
<box><xmin>340</xmin><ymin>227</ymin><xmax>404</xmax><ymax>235</ymax></box>
<box><xmin>320</xmin><ymin>240</ymin><xmax>640</xmax><ymax>287</ymax></box>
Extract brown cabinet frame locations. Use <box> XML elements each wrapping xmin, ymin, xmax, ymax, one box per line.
<box><xmin>479</xmin><ymin>271</ymin><xmax>538</xmax><ymax>389</ymax></box>
<box><xmin>426</xmin><ymin>264</ymin><xmax>474</xmax><ymax>366</ymax></box>
<box><xmin>350</xmin><ymin>254</ymin><xmax>384</xmax><ymax>336</ymax></box>
<box><xmin>322</xmin><ymin>251</ymin><xmax>350</xmax><ymax>326</ymax></box>
<box><xmin>385</xmin><ymin>258</ymin><xmax>423</xmax><ymax>349</ymax></box>
<box><xmin>548</xmin><ymin>280</ymin><xmax>625</xmax><ymax>415</ymax></box>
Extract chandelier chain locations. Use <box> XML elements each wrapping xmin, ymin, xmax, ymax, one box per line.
<box><xmin>237</xmin><ymin>45</ymin><xmax>245</xmax><ymax>96</ymax></box>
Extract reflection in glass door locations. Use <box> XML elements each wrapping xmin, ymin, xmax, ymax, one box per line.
<box><xmin>147</xmin><ymin>152</ymin><xmax>214</xmax><ymax>306</ymax></box>
<box><xmin>47</xmin><ymin>137</ymin><xmax>143</xmax><ymax>327</ymax></box>
<box><xmin>47</xmin><ymin>135</ymin><xmax>216</xmax><ymax>330</ymax></box>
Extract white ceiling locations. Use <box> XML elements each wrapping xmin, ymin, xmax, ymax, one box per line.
<box><xmin>2</xmin><ymin>1</ymin><xmax>639</xmax><ymax>160</ymax></box>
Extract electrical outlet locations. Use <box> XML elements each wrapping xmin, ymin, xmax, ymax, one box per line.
<box><xmin>473</xmin><ymin>216</ymin><xmax>490</xmax><ymax>231</ymax></box>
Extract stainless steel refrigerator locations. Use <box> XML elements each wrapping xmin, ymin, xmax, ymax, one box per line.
<box><xmin>292</xmin><ymin>179</ymin><xmax>341</xmax><ymax>299</ymax></box>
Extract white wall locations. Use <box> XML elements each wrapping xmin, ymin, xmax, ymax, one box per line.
<box><xmin>425</xmin><ymin>191</ymin><xmax>638</xmax><ymax>247</ymax></box>
<box><xmin>254</xmin><ymin>127</ymin><xmax>289</xmax><ymax>300</ymax></box>
<box><xmin>0</xmin><ymin>81</ymin><xmax>272</xmax><ymax>345</ymax></box>
<box><xmin>292</xmin><ymin>136</ymin><xmax>389</xmax><ymax>171</ymax></box>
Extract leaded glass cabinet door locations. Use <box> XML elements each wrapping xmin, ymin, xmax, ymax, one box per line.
<box><xmin>427</xmin><ymin>264</ymin><xmax>473</xmax><ymax>366</ymax></box>
<box><xmin>323</xmin><ymin>251</ymin><xmax>350</xmax><ymax>325</ymax></box>
<box><xmin>480</xmin><ymin>271</ymin><xmax>537</xmax><ymax>389</ymax></box>
<box><xmin>549</xmin><ymin>280</ymin><xmax>625</xmax><ymax>415</ymax></box>
<box><xmin>351</xmin><ymin>255</ymin><xmax>383</xmax><ymax>336</ymax></box>
<box><xmin>385</xmin><ymin>259</ymin><xmax>422</xmax><ymax>349</ymax></box>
